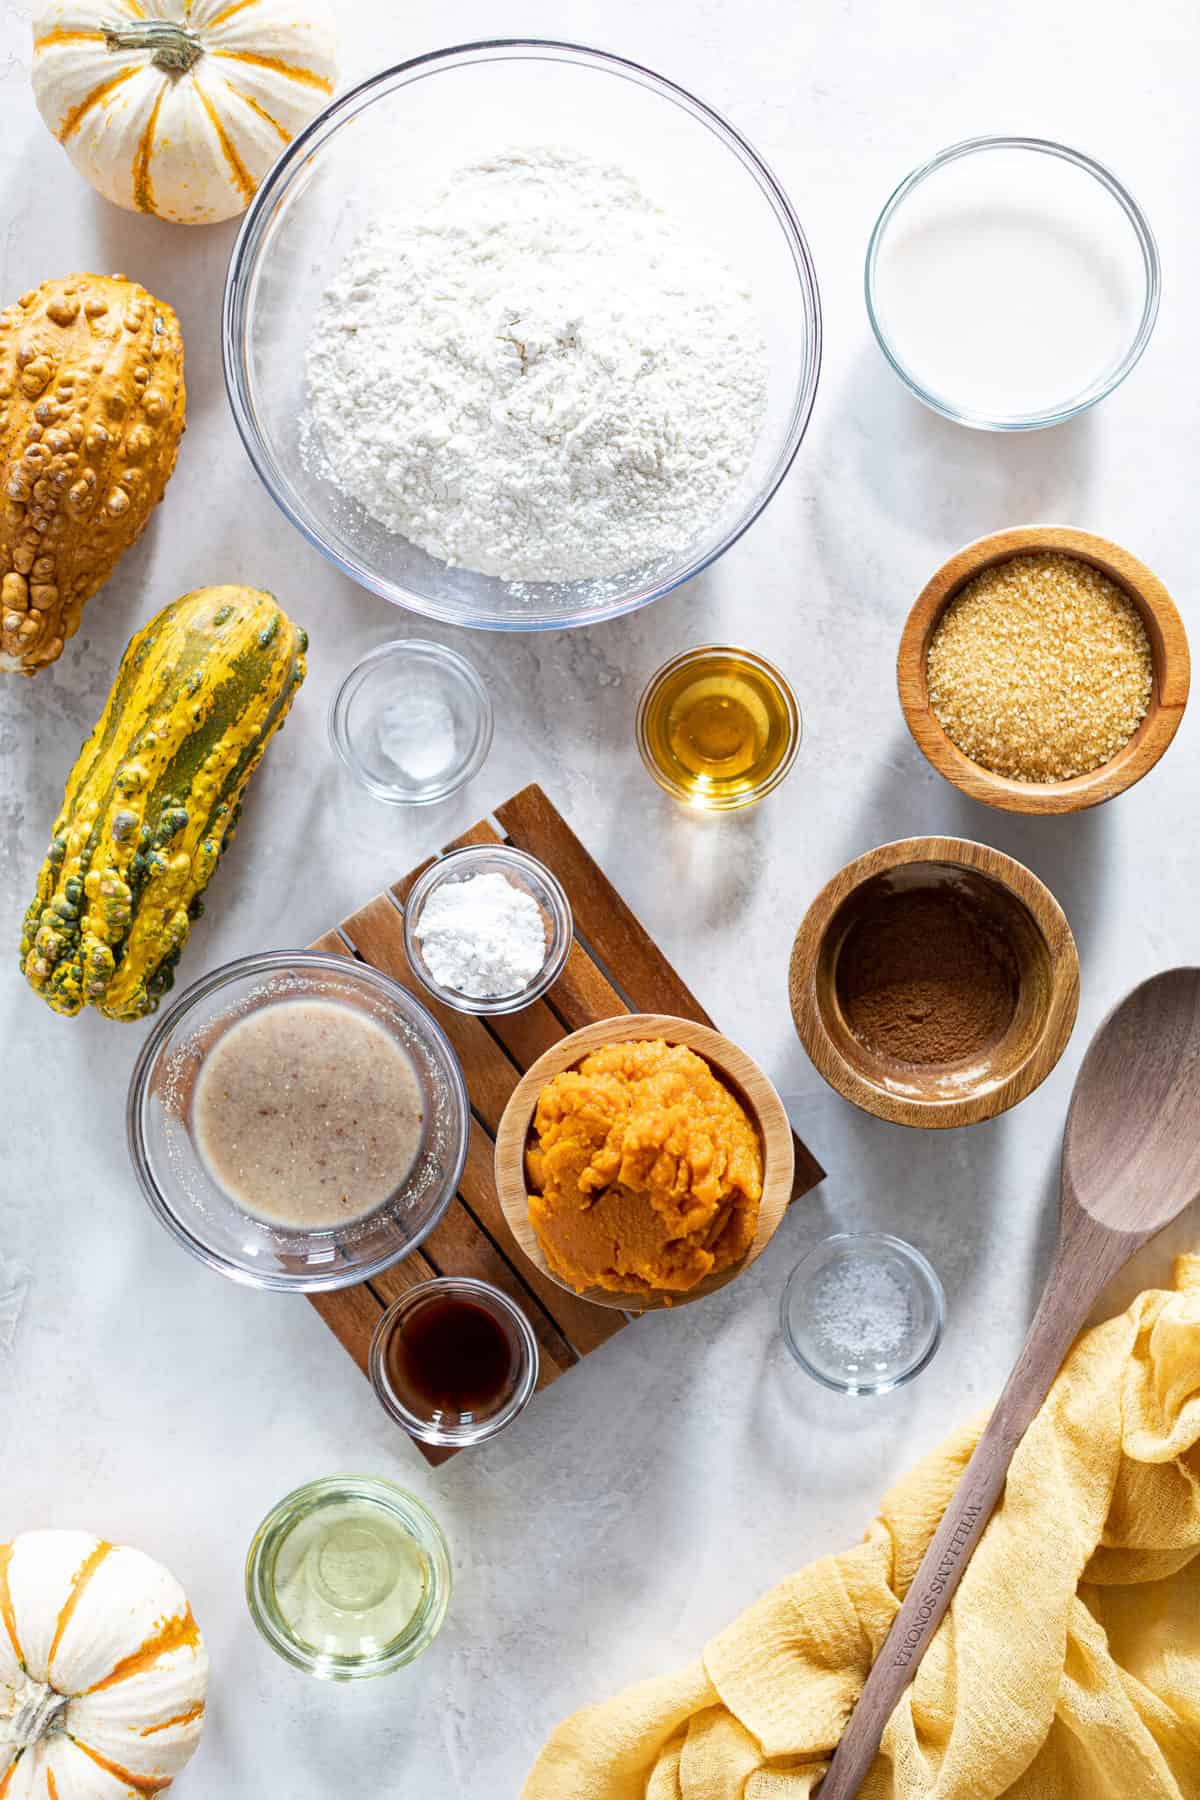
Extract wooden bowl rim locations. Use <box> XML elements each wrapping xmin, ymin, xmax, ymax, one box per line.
<box><xmin>493</xmin><ymin>1013</ymin><xmax>795</xmax><ymax>1313</ymax></box>
<box><xmin>789</xmin><ymin>835</ymin><xmax>1081</xmax><ymax>1129</ymax></box>
<box><xmin>897</xmin><ymin>525</ymin><xmax>1190</xmax><ymax>815</ymax></box>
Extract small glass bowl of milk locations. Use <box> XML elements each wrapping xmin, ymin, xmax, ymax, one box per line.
<box><xmin>865</xmin><ymin>135</ymin><xmax>1160</xmax><ymax>430</ymax></box>
<box><xmin>245</xmin><ymin>1476</ymin><xmax>452</xmax><ymax>1678</ymax></box>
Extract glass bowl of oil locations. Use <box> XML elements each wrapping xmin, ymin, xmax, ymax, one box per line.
<box><xmin>245</xmin><ymin>1476</ymin><xmax>452</xmax><ymax>1679</ymax></box>
<box><xmin>636</xmin><ymin>645</ymin><xmax>801</xmax><ymax>811</ymax></box>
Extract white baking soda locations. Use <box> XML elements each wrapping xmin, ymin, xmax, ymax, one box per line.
<box><xmin>873</xmin><ymin>147</ymin><xmax>1147</xmax><ymax>421</ymax></box>
<box><xmin>416</xmin><ymin>872</ymin><xmax>548</xmax><ymax>998</ymax></box>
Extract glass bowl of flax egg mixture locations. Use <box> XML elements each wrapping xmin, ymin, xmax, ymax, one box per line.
<box><xmin>127</xmin><ymin>951</ymin><xmax>470</xmax><ymax>1290</ymax></box>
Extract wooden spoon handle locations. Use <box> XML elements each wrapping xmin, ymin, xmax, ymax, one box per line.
<box><xmin>817</xmin><ymin>1224</ymin><xmax>1122</xmax><ymax>1799</ymax></box>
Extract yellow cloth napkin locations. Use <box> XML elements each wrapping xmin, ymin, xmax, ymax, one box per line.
<box><xmin>524</xmin><ymin>1257</ymin><xmax>1200</xmax><ymax>1800</ymax></box>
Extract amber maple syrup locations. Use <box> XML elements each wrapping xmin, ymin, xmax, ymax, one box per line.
<box><xmin>637</xmin><ymin>645</ymin><xmax>800</xmax><ymax>810</ymax></box>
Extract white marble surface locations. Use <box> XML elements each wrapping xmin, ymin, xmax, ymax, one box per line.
<box><xmin>2</xmin><ymin>3</ymin><xmax>1198</xmax><ymax>1794</ymax></box>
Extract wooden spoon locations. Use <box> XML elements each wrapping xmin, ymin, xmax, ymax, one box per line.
<box><xmin>818</xmin><ymin>967</ymin><xmax>1200</xmax><ymax>1799</ymax></box>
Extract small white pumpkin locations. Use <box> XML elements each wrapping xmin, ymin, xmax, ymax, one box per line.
<box><xmin>31</xmin><ymin>0</ymin><xmax>337</xmax><ymax>226</ymax></box>
<box><xmin>0</xmin><ymin>1530</ymin><xmax>209</xmax><ymax>1797</ymax></box>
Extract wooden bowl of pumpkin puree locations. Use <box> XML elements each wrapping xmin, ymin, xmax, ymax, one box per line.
<box><xmin>494</xmin><ymin>1014</ymin><xmax>795</xmax><ymax>1312</ymax></box>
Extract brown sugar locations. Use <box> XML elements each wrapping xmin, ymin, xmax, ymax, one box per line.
<box><xmin>926</xmin><ymin>552</ymin><xmax>1153</xmax><ymax>782</ymax></box>
<box><xmin>836</xmin><ymin>887</ymin><xmax>1019</xmax><ymax>1066</ymax></box>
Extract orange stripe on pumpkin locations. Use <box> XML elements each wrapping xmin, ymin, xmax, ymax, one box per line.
<box><xmin>84</xmin><ymin>1606</ymin><xmax>200</xmax><ymax>1694</ymax></box>
<box><xmin>71</xmin><ymin>1741</ymin><xmax>173</xmax><ymax>1795</ymax></box>
<box><xmin>205</xmin><ymin>0</ymin><xmax>257</xmax><ymax>26</ymax></box>
<box><xmin>222</xmin><ymin>80</ymin><xmax>289</xmax><ymax>141</ymax></box>
<box><xmin>48</xmin><ymin>1540</ymin><xmax>112</xmax><ymax>1681</ymax></box>
<box><xmin>140</xmin><ymin>1700</ymin><xmax>206</xmax><ymax>1736</ymax></box>
<box><xmin>0</xmin><ymin>1543</ymin><xmax>24</xmax><ymax>1668</ymax></box>
<box><xmin>132</xmin><ymin>83</ymin><xmax>165</xmax><ymax>212</ymax></box>
<box><xmin>34</xmin><ymin>29</ymin><xmax>105</xmax><ymax>46</ymax></box>
<box><xmin>193</xmin><ymin>81</ymin><xmax>256</xmax><ymax>203</ymax></box>
<box><xmin>211</xmin><ymin>48</ymin><xmax>333</xmax><ymax>91</ymax></box>
<box><xmin>47</xmin><ymin>1771</ymin><xmax>59</xmax><ymax>1799</ymax></box>
<box><xmin>0</xmin><ymin>1758</ymin><xmax>16</xmax><ymax>1797</ymax></box>
<box><xmin>58</xmin><ymin>67</ymin><xmax>137</xmax><ymax>143</ymax></box>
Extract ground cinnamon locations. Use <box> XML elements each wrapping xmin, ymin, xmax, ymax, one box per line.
<box><xmin>836</xmin><ymin>887</ymin><xmax>1018</xmax><ymax>1065</ymax></box>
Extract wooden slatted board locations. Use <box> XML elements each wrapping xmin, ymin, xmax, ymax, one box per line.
<box><xmin>308</xmin><ymin>784</ymin><xmax>825</xmax><ymax>1463</ymax></box>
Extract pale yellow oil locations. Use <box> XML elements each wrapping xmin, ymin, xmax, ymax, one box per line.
<box><xmin>639</xmin><ymin>649</ymin><xmax>798</xmax><ymax>810</ymax></box>
<box><xmin>272</xmin><ymin>1503</ymin><xmax>427</xmax><ymax>1658</ymax></box>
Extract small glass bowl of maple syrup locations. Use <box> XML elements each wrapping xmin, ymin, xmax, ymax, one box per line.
<box><xmin>369</xmin><ymin>1277</ymin><xmax>539</xmax><ymax>1448</ymax></box>
<box><xmin>636</xmin><ymin>644</ymin><xmax>802</xmax><ymax>811</ymax></box>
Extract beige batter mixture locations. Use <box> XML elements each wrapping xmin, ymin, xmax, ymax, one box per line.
<box><xmin>193</xmin><ymin>998</ymin><xmax>425</xmax><ymax>1228</ymax></box>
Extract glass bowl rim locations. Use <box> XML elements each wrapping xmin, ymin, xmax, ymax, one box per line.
<box><xmin>368</xmin><ymin>1275</ymin><xmax>541</xmax><ymax>1444</ymax></box>
<box><xmin>244</xmin><ymin>1473</ymin><xmax>452</xmax><ymax>1677</ymax></box>
<box><xmin>780</xmin><ymin>1230</ymin><xmax>946</xmax><ymax>1395</ymax></box>
<box><xmin>635</xmin><ymin>641</ymin><xmax>803</xmax><ymax>808</ymax></box>
<box><xmin>328</xmin><ymin>637</ymin><xmax>495</xmax><ymax>806</ymax></box>
<box><xmin>401</xmin><ymin>844</ymin><xmax>574</xmax><ymax>1015</ymax></box>
<box><xmin>864</xmin><ymin>133</ymin><xmax>1161</xmax><ymax>432</ymax></box>
<box><xmin>126</xmin><ymin>948</ymin><xmax>471</xmax><ymax>1291</ymax></box>
<box><xmin>221</xmin><ymin>36</ymin><xmax>823</xmax><ymax>632</ymax></box>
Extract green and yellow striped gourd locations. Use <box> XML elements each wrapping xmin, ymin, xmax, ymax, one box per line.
<box><xmin>20</xmin><ymin>584</ymin><xmax>307</xmax><ymax>1020</ymax></box>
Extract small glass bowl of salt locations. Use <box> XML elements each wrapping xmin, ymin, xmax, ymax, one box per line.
<box><xmin>781</xmin><ymin>1232</ymin><xmax>945</xmax><ymax>1395</ymax></box>
<box><xmin>329</xmin><ymin>639</ymin><xmax>494</xmax><ymax>805</ymax></box>
<box><xmin>403</xmin><ymin>844</ymin><xmax>573</xmax><ymax>1016</ymax></box>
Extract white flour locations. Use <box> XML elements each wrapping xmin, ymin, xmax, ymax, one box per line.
<box><xmin>416</xmin><ymin>872</ymin><xmax>548</xmax><ymax>998</ymax></box>
<box><xmin>305</xmin><ymin>146</ymin><xmax>767</xmax><ymax>584</ymax></box>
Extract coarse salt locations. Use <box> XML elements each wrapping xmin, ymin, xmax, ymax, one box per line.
<box><xmin>416</xmin><ymin>872</ymin><xmax>548</xmax><ymax>999</ymax></box>
<box><xmin>810</xmin><ymin>1259</ymin><xmax>912</xmax><ymax>1362</ymax></box>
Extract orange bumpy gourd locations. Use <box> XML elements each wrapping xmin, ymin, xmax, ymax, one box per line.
<box><xmin>0</xmin><ymin>272</ymin><xmax>185</xmax><ymax>674</ymax></box>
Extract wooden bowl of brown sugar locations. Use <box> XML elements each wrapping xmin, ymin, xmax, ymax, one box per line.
<box><xmin>789</xmin><ymin>837</ymin><xmax>1080</xmax><ymax>1129</ymax></box>
<box><xmin>898</xmin><ymin>526</ymin><xmax>1190</xmax><ymax>814</ymax></box>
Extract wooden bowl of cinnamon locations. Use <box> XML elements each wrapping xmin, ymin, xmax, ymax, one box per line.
<box><xmin>788</xmin><ymin>838</ymin><xmax>1079</xmax><ymax>1129</ymax></box>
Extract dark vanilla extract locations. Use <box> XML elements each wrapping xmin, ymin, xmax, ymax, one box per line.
<box><xmin>387</xmin><ymin>1296</ymin><xmax>517</xmax><ymax>1420</ymax></box>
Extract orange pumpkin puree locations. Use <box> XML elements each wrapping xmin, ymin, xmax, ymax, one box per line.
<box><xmin>526</xmin><ymin>1040</ymin><xmax>763</xmax><ymax>1296</ymax></box>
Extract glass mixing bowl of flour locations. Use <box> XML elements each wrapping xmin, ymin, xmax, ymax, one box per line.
<box><xmin>127</xmin><ymin>952</ymin><xmax>470</xmax><ymax>1291</ymax></box>
<box><xmin>223</xmin><ymin>40</ymin><xmax>822</xmax><ymax>631</ymax></box>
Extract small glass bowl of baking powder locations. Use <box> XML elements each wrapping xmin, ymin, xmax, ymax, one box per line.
<box><xmin>329</xmin><ymin>639</ymin><xmax>494</xmax><ymax>805</ymax></box>
<box><xmin>781</xmin><ymin>1232</ymin><xmax>945</xmax><ymax>1395</ymax></box>
<box><xmin>402</xmin><ymin>844</ymin><xmax>573</xmax><ymax>1016</ymax></box>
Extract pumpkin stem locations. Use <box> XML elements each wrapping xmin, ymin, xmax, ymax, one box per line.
<box><xmin>8</xmin><ymin>1672</ymin><xmax>70</xmax><ymax>1749</ymax></box>
<box><xmin>104</xmin><ymin>19</ymin><xmax>205</xmax><ymax>75</ymax></box>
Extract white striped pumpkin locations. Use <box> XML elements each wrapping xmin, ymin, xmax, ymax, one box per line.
<box><xmin>31</xmin><ymin>0</ymin><xmax>337</xmax><ymax>226</ymax></box>
<box><xmin>0</xmin><ymin>1531</ymin><xmax>208</xmax><ymax>1798</ymax></box>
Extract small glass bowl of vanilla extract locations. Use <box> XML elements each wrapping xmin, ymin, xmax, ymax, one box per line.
<box><xmin>369</xmin><ymin>1277</ymin><xmax>539</xmax><ymax>1448</ymax></box>
<box><xmin>636</xmin><ymin>644</ymin><xmax>802</xmax><ymax>811</ymax></box>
